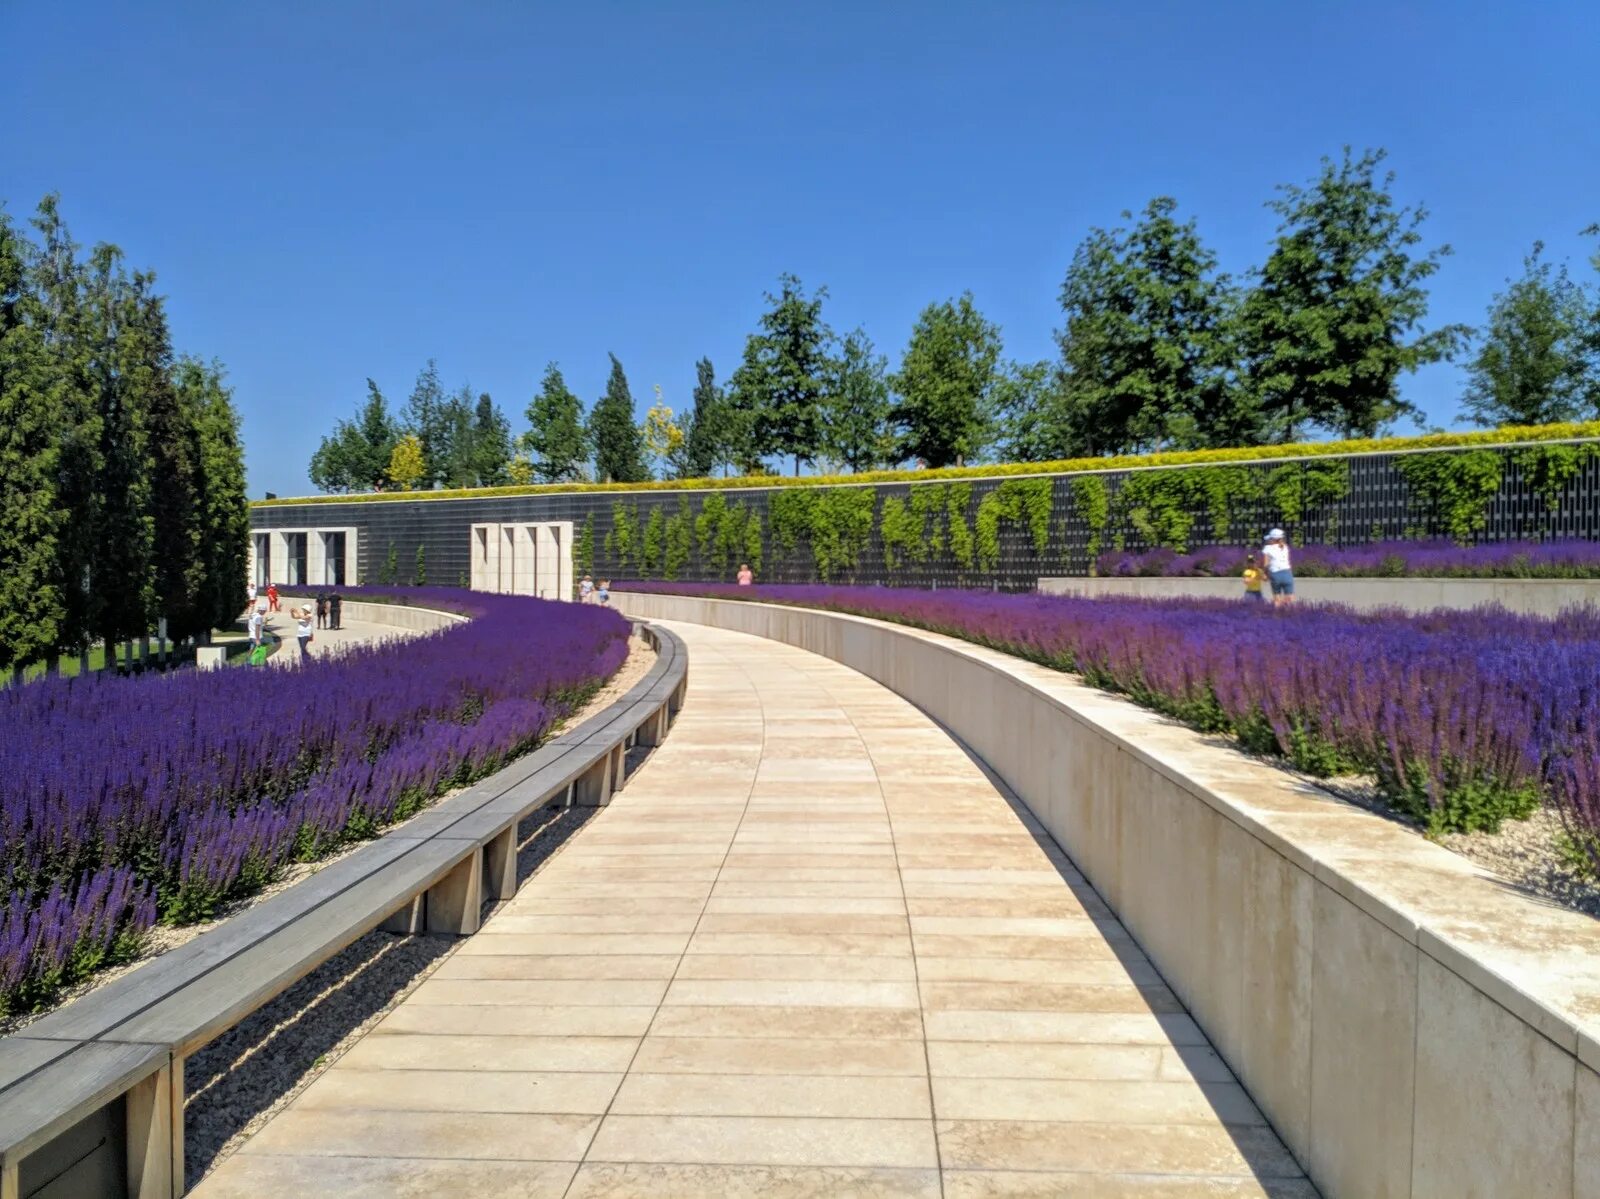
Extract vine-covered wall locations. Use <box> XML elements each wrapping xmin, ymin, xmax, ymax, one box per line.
<box><xmin>252</xmin><ymin>440</ymin><xmax>1600</xmax><ymax>591</ymax></box>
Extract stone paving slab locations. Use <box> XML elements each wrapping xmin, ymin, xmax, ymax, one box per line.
<box><xmin>192</xmin><ymin>622</ymin><xmax>1312</xmax><ymax>1198</ymax></box>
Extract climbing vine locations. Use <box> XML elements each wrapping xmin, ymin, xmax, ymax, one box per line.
<box><xmin>1265</xmin><ymin>460</ymin><xmax>1352</xmax><ymax>528</ymax></box>
<box><xmin>1070</xmin><ymin>476</ymin><xmax>1109</xmax><ymax>568</ymax></box>
<box><xmin>663</xmin><ymin>499</ymin><xmax>692</xmax><ymax>580</ymax></box>
<box><xmin>604</xmin><ymin>501</ymin><xmax>637</xmax><ymax>568</ymax></box>
<box><xmin>879</xmin><ymin>496</ymin><xmax>918</xmax><ymax>570</ymax></box>
<box><xmin>1514</xmin><ymin>444</ymin><xmax>1597</xmax><ymax>512</ymax></box>
<box><xmin>945</xmin><ymin>483</ymin><xmax>975</xmax><ymax>568</ymax></box>
<box><xmin>1395</xmin><ymin>450</ymin><xmax>1504</xmax><ymax>544</ymax></box>
<box><xmin>576</xmin><ymin>513</ymin><xmax>594</xmax><ymax>576</ymax></box>
<box><xmin>975</xmin><ymin>479</ymin><xmax>1053</xmax><ymax>571</ymax></box>
<box><xmin>640</xmin><ymin>507</ymin><xmax>665</xmax><ymax>576</ymax></box>
<box><xmin>767</xmin><ymin>488</ymin><xmax>876</xmax><ymax>579</ymax></box>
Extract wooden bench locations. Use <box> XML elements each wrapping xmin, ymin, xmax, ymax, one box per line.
<box><xmin>0</xmin><ymin>621</ymin><xmax>687</xmax><ymax>1199</ymax></box>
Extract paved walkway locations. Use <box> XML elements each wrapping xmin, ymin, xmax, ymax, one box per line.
<box><xmin>253</xmin><ymin>603</ymin><xmax>419</xmax><ymax>665</ymax></box>
<box><xmin>193</xmin><ymin>622</ymin><xmax>1312</xmax><ymax>1198</ymax></box>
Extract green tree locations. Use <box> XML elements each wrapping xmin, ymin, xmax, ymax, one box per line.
<box><xmin>1459</xmin><ymin>243</ymin><xmax>1599</xmax><ymax>427</ymax></box>
<box><xmin>435</xmin><ymin>384</ymin><xmax>477</xmax><ymax>488</ymax></box>
<box><xmin>179</xmin><ymin>358</ymin><xmax>249</xmax><ymax>634</ymax></box>
<box><xmin>126</xmin><ymin>271</ymin><xmax>207</xmax><ymax>642</ymax></box>
<box><xmin>387</xmin><ymin>433</ymin><xmax>427</xmax><ymax>490</ymax></box>
<box><xmin>823</xmin><ymin>328</ymin><xmax>891</xmax><ymax>472</ymax></box>
<box><xmin>30</xmin><ymin>195</ymin><xmax>100</xmax><ymax>658</ymax></box>
<box><xmin>588</xmin><ymin>353</ymin><xmax>649</xmax><ymax>482</ymax></box>
<box><xmin>1054</xmin><ymin>199</ymin><xmax>1247</xmax><ymax>455</ymax></box>
<box><xmin>994</xmin><ymin>359</ymin><xmax>1074</xmax><ymax>461</ymax></box>
<box><xmin>728</xmin><ymin>274</ymin><xmax>830</xmax><ymax>473</ymax></box>
<box><xmin>0</xmin><ymin>210</ymin><xmax>64</xmax><ymax>674</ymax></box>
<box><xmin>309</xmin><ymin>379</ymin><xmax>396</xmax><ymax>493</ymax></box>
<box><xmin>682</xmin><ymin>357</ymin><xmax>730</xmax><ymax>477</ymax></box>
<box><xmin>468</xmin><ymin>392</ymin><xmax>512</xmax><ymax>485</ymax></box>
<box><xmin>1239</xmin><ymin>147</ymin><xmax>1467</xmax><ymax>441</ymax></box>
<box><xmin>400</xmin><ymin>359</ymin><xmax>450</xmax><ymax>486</ymax></box>
<box><xmin>83</xmin><ymin>242</ymin><xmax>155</xmax><ymax>651</ymax></box>
<box><xmin>523</xmin><ymin>362</ymin><xmax>589</xmax><ymax>483</ymax></box>
<box><xmin>890</xmin><ymin>292</ymin><xmax>1001</xmax><ymax>467</ymax></box>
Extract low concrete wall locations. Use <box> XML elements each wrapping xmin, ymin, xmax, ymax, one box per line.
<box><xmin>618</xmin><ymin>590</ymin><xmax>1600</xmax><ymax>1199</ymax></box>
<box><xmin>281</xmin><ymin>597</ymin><xmax>467</xmax><ymax>633</ymax></box>
<box><xmin>1038</xmin><ymin>574</ymin><xmax>1600</xmax><ymax>615</ymax></box>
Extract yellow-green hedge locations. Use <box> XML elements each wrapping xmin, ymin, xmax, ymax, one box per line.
<box><xmin>255</xmin><ymin>421</ymin><xmax>1600</xmax><ymax>508</ymax></box>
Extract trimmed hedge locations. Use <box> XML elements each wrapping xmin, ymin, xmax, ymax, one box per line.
<box><xmin>257</xmin><ymin>421</ymin><xmax>1600</xmax><ymax>508</ymax></box>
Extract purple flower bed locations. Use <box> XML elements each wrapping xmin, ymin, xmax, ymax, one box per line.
<box><xmin>0</xmin><ymin>588</ymin><xmax>628</xmax><ymax>1019</ymax></box>
<box><xmin>620</xmin><ymin>582</ymin><xmax>1600</xmax><ymax>869</ymax></box>
<box><xmin>1098</xmin><ymin>539</ymin><xmax>1600</xmax><ymax>579</ymax></box>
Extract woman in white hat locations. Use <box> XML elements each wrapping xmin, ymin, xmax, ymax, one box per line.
<box><xmin>1261</xmin><ymin>528</ymin><xmax>1294</xmax><ymax>606</ymax></box>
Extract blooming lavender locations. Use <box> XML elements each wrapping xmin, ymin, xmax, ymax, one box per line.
<box><xmin>621</xmin><ymin>581</ymin><xmax>1600</xmax><ymax>872</ymax></box>
<box><xmin>0</xmin><ymin>588</ymin><xmax>628</xmax><ymax>1018</ymax></box>
<box><xmin>1098</xmin><ymin>538</ymin><xmax>1600</xmax><ymax>579</ymax></box>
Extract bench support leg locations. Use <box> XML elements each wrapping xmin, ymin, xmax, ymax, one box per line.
<box><xmin>574</xmin><ymin>754</ymin><xmax>612</xmax><ymax>806</ymax></box>
<box><xmin>126</xmin><ymin>1057</ymin><xmax>183</xmax><ymax>1198</ymax></box>
<box><xmin>426</xmin><ymin>849</ymin><xmax>483</xmax><ymax>935</ymax></box>
<box><xmin>2</xmin><ymin>1158</ymin><xmax>19</xmax><ymax>1199</ymax></box>
<box><xmin>669</xmin><ymin>675</ymin><xmax>687</xmax><ymax>715</ymax></box>
<box><xmin>636</xmin><ymin>705</ymin><xmax>669</xmax><ymax>748</ymax></box>
<box><xmin>485</xmin><ymin>826</ymin><xmax>517</xmax><ymax>901</ymax></box>
<box><xmin>610</xmin><ymin>743</ymin><xmax>627</xmax><ymax>794</ymax></box>
<box><xmin>380</xmin><ymin>895</ymin><xmax>424</xmax><ymax>935</ymax></box>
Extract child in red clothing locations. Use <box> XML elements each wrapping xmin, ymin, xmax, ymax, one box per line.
<box><xmin>266</xmin><ymin>582</ymin><xmax>280</xmax><ymax>612</ymax></box>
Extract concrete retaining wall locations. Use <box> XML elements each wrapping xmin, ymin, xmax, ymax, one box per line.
<box><xmin>617</xmin><ymin>590</ymin><xmax>1600</xmax><ymax>1199</ymax></box>
<box><xmin>1038</xmin><ymin>574</ymin><xmax>1600</xmax><ymax>615</ymax></box>
<box><xmin>281</xmin><ymin>597</ymin><xmax>467</xmax><ymax>633</ymax></box>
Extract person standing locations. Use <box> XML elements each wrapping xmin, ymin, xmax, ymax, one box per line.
<box><xmin>247</xmin><ymin>605</ymin><xmax>264</xmax><ymax>648</ymax></box>
<box><xmin>579</xmin><ymin>574</ymin><xmax>594</xmax><ymax>603</ymax></box>
<box><xmin>295</xmin><ymin>606</ymin><xmax>314</xmax><ymax>661</ymax></box>
<box><xmin>596</xmin><ymin>580</ymin><xmax>611</xmax><ymax>606</ymax></box>
<box><xmin>736</xmin><ymin>563</ymin><xmax>753</xmax><ymax>586</ymax></box>
<box><xmin>1241</xmin><ymin>555</ymin><xmax>1266</xmax><ymax>604</ymax></box>
<box><xmin>315</xmin><ymin>593</ymin><xmax>328</xmax><ymax>629</ymax></box>
<box><xmin>246</xmin><ymin>581</ymin><xmax>257</xmax><ymax>611</ymax></box>
<box><xmin>1262</xmin><ymin>529</ymin><xmax>1295</xmax><ymax>606</ymax></box>
<box><xmin>267</xmin><ymin>581</ymin><xmax>280</xmax><ymax>613</ymax></box>
<box><xmin>329</xmin><ymin>592</ymin><xmax>342</xmax><ymax>630</ymax></box>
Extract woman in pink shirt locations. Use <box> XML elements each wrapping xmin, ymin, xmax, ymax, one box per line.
<box><xmin>736</xmin><ymin>563</ymin><xmax>753</xmax><ymax>586</ymax></box>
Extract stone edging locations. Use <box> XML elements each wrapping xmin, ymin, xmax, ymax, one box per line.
<box><xmin>616</xmin><ymin>590</ymin><xmax>1598</xmax><ymax>1199</ymax></box>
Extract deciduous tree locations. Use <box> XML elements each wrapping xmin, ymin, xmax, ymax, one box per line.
<box><xmin>823</xmin><ymin>328</ymin><xmax>891</xmax><ymax>471</ymax></box>
<box><xmin>1460</xmin><ymin>243</ymin><xmax>1600</xmax><ymax>427</ymax></box>
<box><xmin>387</xmin><ymin>433</ymin><xmax>426</xmax><ymax>490</ymax></box>
<box><xmin>524</xmin><ymin>361</ymin><xmax>589</xmax><ymax>482</ymax></box>
<box><xmin>309</xmin><ymin>379</ymin><xmax>396</xmax><ymax>493</ymax></box>
<box><xmin>1238</xmin><ymin>147</ymin><xmax>1467</xmax><ymax>441</ymax></box>
<box><xmin>890</xmin><ymin>292</ymin><xmax>1001</xmax><ymax>467</ymax></box>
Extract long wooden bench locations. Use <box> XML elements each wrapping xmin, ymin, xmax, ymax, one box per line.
<box><xmin>0</xmin><ymin>620</ymin><xmax>687</xmax><ymax>1199</ymax></box>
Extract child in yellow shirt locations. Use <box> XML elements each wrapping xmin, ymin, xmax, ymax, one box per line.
<box><xmin>1242</xmin><ymin>557</ymin><xmax>1266</xmax><ymax>603</ymax></box>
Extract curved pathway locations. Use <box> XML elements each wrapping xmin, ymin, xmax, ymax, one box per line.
<box><xmin>193</xmin><ymin>622</ymin><xmax>1311</xmax><ymax>1198</ymax></box>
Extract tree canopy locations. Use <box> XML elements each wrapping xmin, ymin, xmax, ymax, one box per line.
<box><xmin>588</xmin><ymin>353</ymin><xmax>649</xmax><ymax>483</ymax></box>
<box><xmin>524</xmin><ymin>362</ymin><xmax>588</xmax><ymax>483</ymax></box>
<box><xmin>890</xmin><ymin>292</ymin><xmax>1002</xmax><ymax>468</ymax></box>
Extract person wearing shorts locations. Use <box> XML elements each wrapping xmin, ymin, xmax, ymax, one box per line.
<box><xmin>1262</xmin><ymin>529</ymin><xmax>1294</xmax><ymax>605</ymax></box>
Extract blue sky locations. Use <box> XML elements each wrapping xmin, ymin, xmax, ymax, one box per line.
<box><xmin>6</xmin><ymin>1</ymin><xmax>1597</xmax><ymax>496</ymax></box>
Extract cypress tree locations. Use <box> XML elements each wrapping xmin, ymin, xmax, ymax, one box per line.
<box><xmin>179</xmin><ymin>358</ymin><xmax>249</xmax><ymax>635</ymax></box>
<box><xmin>29</xmin><ymin>196</ymin><xmax>100</xmax><ymax>660</ymax></box>
<box><xmin>0</xmin><ymin>211</ymin><xmax>64</xmax><ymax>675</ymax></box>
<box><xmin>588</xmin><ymin>353</ymin><xmax>649</xmax><ymax>483</ymax></box>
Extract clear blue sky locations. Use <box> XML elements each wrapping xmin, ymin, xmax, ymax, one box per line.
<box><xmin>6</xmin><ymin>1</ymin><xmax>1597</xmax><ymax>497</ymax></box>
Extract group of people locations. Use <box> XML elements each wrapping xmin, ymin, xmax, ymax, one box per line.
<box><xmin>578</xmin><ymin>575</ymin><xmax>611</xmax><ymax>605</ymax></box>
<box><xmin>1242</xmin><ymin>529</ymin><xmax>1296</xmax><ymax>606</ymax></box>
<box><xmin>243</xmin><ymin>583</ymin><xmax>343</xmax><ymax>663</ymax></box>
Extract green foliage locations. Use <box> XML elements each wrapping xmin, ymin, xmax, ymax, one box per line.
<box><xmin>1239</xmin><ymin>147</ymin><xmax>1468</xmax><ymax>441</ymax></box>
<box><xmin>1055</xmin><ymin>197</ymin><xmax>1249</xmax><ymax>455</ymax></box>
<box><xmin>823</xmin><ymin>327</ymin><xmax>891</xmax><ymax>472</ymax></box>
<box><xmin>744</xmin><ymin>513</ymin><xmax>764</xmax><ymax>576</ymax></box>
<box><xmin>768</xmin><ymin>488</ymin><xmax>875</xmax><ymax>578</ymax></box>
<box><xmin>890</xmin><ymin>292</ymin><xmax>1001</xmax><ymax>467</ymax></box>
<box><xmin>398</xmin><ymin>360</ymin><xmax>451</xmax><ymax>488</ymax></box>
<box><xmin>576</xmin><ymin>513</ymin><xmax>595</xmax><ymax>575</ymax></box>
<box><xmin>1070</xmin><ymin>476</ymin><xmax>1110</xmax><ymax>567</ymax></box>
<box><xmin>682</xmin><ymin>357</ymin><xmax>730</xmax><ymax>478</ymax></box>
<box><xmin>1383</xmin><ymin>759</ymin><xmax>1541</xmax><ymax>836</ymax></box>
<box><xmin>414</xmin><ymin>544</ymin><xmax>426</xmax><ymax>585</ymax></box>
<box><xmin>183</xmin><ymin>359</ymin><xmax>250</xmax><ymax>631</ymax></box>
<box><xmin>604</xmin><ymin>501</ymin><xmax>637</xmax><ymax>568</ymax></box>
<box><xmin>260</xmin><ymin>420</ymin><xmax>1600</xmax><ymax>507</ymax></box>
<box><xmin>524</xmin><ymin>362</ymin><xmax>589</xmax><ymax>483</ymax></box>
<box><xmin>1264</xmin><ymin>460</ymin><xmax>1352</xmax><ymax>527</ymax></box>
<box><xmin>728</xmin><ymin>273</ymin><xmax>830</xmax><ymax>472</ymax></box>
<box><xmin>589</xmin><ymin>353</ymin><xmax>650</xmax><ymax>483</ymax></box>
<box><xmin>640</xmin><ymin>507</ymin><xmax>665</xmax><ymax>576</ymax></box>
<box><xmin>1513</xmin><ymin>443</ymin><xmax>1597</xmax><ymax>510</ymax></box>
<box><xmin>945</xmin><ymin>482</ymin><xmax>975</xmax><ymax>568</ymax></box>
<box><xmin>0</xmin><ymin>211</ymin><xmax>64</xmax><ymax>672</ymax></box>
<box><xmin>695</xmin><ymin>492</ymin><xmax>762</xmax><ymax>576</ymax></box>
<box><xmin>309</xmin><ymin>379</ymin><xmax>396</xmax><ymax>493</ymax></box>
<box><xmin>975</xmin><ymin>479</ymin><xmax>1054</xmax><ymax>570</ymax></box>
<box><xmin>879</xmin><ymin>497</ymin><xmax>916</xmax><ymax>570</ymax></box>
<box><xmin>663</xmin><ymin>500</ymin><xmax>692</xmax><ymax>580</ymax></box>
<box><xmin>1460</xmin><ymin>244</ymin><xmax>1599</xmax><ymax>428</ymax></box>
<box><xmin>379</xmin><ymin>541</ymin><xmax>399</xmax><ymax>584</ymax></box>
<box><xmin>1394</xmin><ymin>450</ymin><xmax>1504</xmax><ymax>543</ymax></box>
